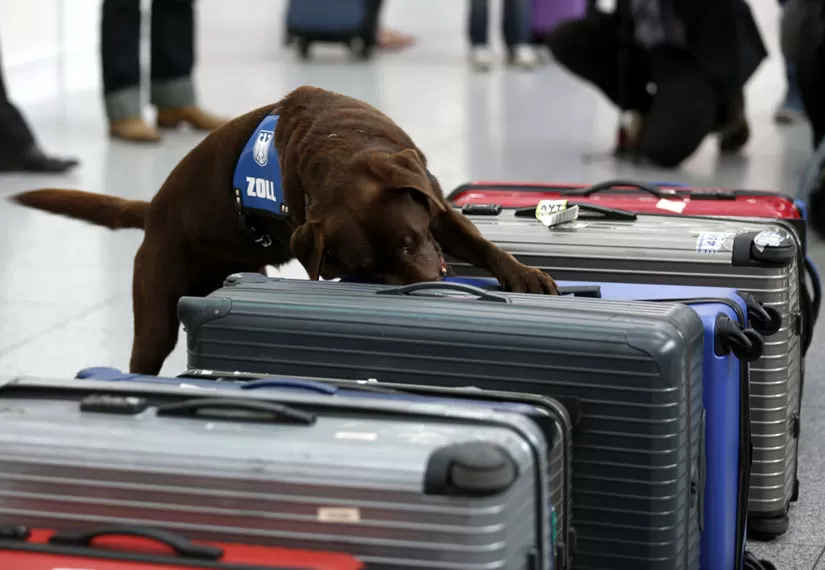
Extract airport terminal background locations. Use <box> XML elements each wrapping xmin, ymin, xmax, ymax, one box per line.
<box><xmin>1</xmin><ymin>0</ymin><xmax>824</xmax><ymax>567</ymax></box>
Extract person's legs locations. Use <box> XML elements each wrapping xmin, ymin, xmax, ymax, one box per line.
<box><xmin>637</xmin><ymin>48</ymin><xmax>718</xmax><ymax>168</ymax></box>
<box><xmin>371</xmin><ymin>0</ymin><xmax>416</xmax><ymax>51</ymax></box>
<box><xmin>0</xmin><ymin>40</ymin><xmax>77</xmax><ymax>172</ymax></box>
<box><xmin>0</xmin><ymin>54</ymin><xmax>35</xmax><ymax>156</ymax></box>
<box><xmin>101</xmin><ymin>0</ymin><xmax>163</xmax><ymax>142</ymax></box>
<box><xmin>775</xmin><ymin>0</ymin><xmax>807</xmax><ymax>124</ymax></box>
<box><xmin>150</xmin><ymin>0</ymin><xmax>225</xmax><ymax>132</ymax></box>
<box><xmin>796</xmin><ymin>43</ymin><xmax>825</xmax><ymax>149</ymax></box>
<box><xmin>468</xmin><ymin>0</ymin><xmax>494</xmax><ymax>70</ymax></box>
<box><xmin>101</xmin><ymin>0</ymin><xmax>144</xmax><ymax>122</ymax></box>
<box><xmin>502</xmin><ymin>0</ymin><xmax>537</xmax><ymax>68</ymax></box>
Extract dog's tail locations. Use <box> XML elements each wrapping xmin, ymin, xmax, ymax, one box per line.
<box><xmin>10</xmin><ymin>189</ymin><xmax>149</xmax><ymax>230</ymax></box>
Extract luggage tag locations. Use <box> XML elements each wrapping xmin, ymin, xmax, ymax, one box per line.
<box><xmin>535</xmin><ymin>200</ymin><xmax>580</xmax><ymax>227</ymax></box>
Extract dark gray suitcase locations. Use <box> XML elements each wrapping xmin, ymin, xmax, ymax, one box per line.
<box><xmin>179</xmin><ymin>276</ymin><xmax>705</xmax><ymax>570</ymax></box>
<box><xmin>0</xmin><ymin>375</ymin><xmax>549</xmax><ymax>570</ymax></box>
<box><xmin>450</xmin><ymin>204</ymin><xmax>803</xmax><ymax>539</ymax></box>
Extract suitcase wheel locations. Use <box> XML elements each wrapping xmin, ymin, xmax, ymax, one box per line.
<box><xmin>348</xmin><ymin>38</ymin><xmax>373</xmax><ymax>61</ymax></box>
<box><xmin>715</xmin><ymin>315</ymin><xmax>765</xmax><ymax>362</ymax></box>
<box><xmin>296</xmin><ymin>38</ymin><xmax>312</xmax><ymax>60</ymax></box>
<box><xmin>747</xmin><ymin>513</ymin><xmax>790</xmax><ymax>540</ymax></box>
<box><xmin>747</xmin><ymin>298</ymin><xmax>783</xmax><ymax>337</ymax></box>
<box><xmin>423</xmin><ymin>442</ymin><xmax>517</xmax><ymax>497</ymax></box>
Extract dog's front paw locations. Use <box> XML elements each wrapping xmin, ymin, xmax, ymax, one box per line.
<box><xmin>499</xmin><ymin>265</ymin><xmax>559</xmax><ymax>295</ymax></box>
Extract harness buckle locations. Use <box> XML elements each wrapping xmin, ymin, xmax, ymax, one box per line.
<box><xmin>234</xmin><ymin>188</ymin><xmax>273</xmax><ymax>249</ymax></box>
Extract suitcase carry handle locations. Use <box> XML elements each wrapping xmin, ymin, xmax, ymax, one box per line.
<box><xmin>443</xmin><ymin>277</ymin><xmax>602</xmax><ymax>298</ymax></box>
<box><xmin>48</xmin><ymin>526</ymin><xmax>223</xmax><ymax>560</ymax></box>
<box><xmin>376</xmin><ymin>281</ymin><xmax>511</xmax><ymax>303</ymax></box>
<box><xmin>241</xmin><ymin>377</ymin><xmax>338</xmax><ymax>395</ymax></box>
<box><xmin>561</xmin><ymin>179</ymin><xmax>672</xmax><ymax>198</ymax></box>
<box><xmin>561</xmin><ymin>179</ymin><xmax>668</xmax><ymax>197</ymax></box>
<box><xmin>513</xmin><ymin>202</ymin><xmax>638</xmax><ymax>221</ymax></box>
<box><xmin>156</xmin><ymin>398</ymin><xmax>316</xmax><ymax>425</ymax></box>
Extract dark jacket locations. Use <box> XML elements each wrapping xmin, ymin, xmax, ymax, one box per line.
<box><xmin>622</xmin><ymin>0</ymin><xmax>767</xmax><ymax>96</ymax></box>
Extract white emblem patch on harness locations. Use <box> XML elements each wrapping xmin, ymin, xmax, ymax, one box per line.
<box><xmin>253</xmin><ymin>129</ymin><xmax>274</xmax><ymax>167</ymax></box>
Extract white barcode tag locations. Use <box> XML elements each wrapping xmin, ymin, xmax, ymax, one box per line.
<box><xmin>655</xmin><ymin>198</ymin><xmax>687</xmax><ymax>214</ymax></box>
<box><xmin>535</xmin><ymin>200</ymin><xmax>579</xmax><ymax>227</ymax></box>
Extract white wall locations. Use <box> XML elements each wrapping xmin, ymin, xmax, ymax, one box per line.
<box><xmin>0</xmin><ymin>0</ymin><xmax>101</xmax><ymax>68</ymax></box>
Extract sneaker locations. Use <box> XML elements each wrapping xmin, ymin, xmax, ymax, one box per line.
<box><xmin>470</xmin><ymin>46</ymin><xmax>494</xmax><ymax>71</ymax></box>
<box><xmin>774</xmin><ymin>87</ymin><xmax>807</xmax><ymax>125</ymax></box>
<box><xmin>509</xmin><ymin>44</ymin><xmax>538</xmax><ymax>70</ymax></box>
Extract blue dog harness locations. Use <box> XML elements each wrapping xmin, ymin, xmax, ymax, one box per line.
<box><xmin>232</xmin><ymin>114</ymin><xmax>288</xmax><ymax>247</ymax></box>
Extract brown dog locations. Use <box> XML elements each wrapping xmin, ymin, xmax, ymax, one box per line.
<box><xmin>11</xmin><ymin>86</ymin><xmax>558</xmax><ymax>375</ymax></box>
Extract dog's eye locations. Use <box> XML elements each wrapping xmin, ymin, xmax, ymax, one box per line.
<box><xmin>399</xmin><ymin>236</ymin><xmax>415</xmax><ymax>256</ymax></box>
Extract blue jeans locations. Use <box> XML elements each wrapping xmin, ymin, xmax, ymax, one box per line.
<box><xmin>468</xmin><ymin>0</ymin><xmax>531</xmax><ymax>47</ymax></box>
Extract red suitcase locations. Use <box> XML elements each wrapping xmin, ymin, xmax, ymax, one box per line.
<box><xmin>449</xmin><ymin>179</ymin><xmax>806</xmax><ymax>220</ymax></box>
<box><xmin>448</xmin><ymin>179</ymin><xmax>821</xmax><ymax>352</ymax></box>
<box><xmin>1</xmin><ymin>526</ymin><xmax>364</xmax><ymax>570</ymax></box>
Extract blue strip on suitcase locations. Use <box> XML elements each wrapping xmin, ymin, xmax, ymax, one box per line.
<box><xmin>75</xmin><ymin>367</ymin><xmax>545</xmax><ymax>417</ymax></box>
<box><xmin>443</xmin><ymin>276</ymin><xmax>765</xmax><ymax>570</ymax></box>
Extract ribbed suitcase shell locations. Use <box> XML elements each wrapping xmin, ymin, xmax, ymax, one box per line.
<box><xmin>0</xmin><ymin>377</ymin><xmax>549</xmax><ymax>570</ymax></box>
<box><xmin>74</xmin><ymin>365</ymin><xmax>576</xmax><ymax>570</ymax></box>
<box><xmin>179</xmin><ymin>277</ymin><xmax>705</xmax><ymax>570</ymax></box>
<box><xmin>446</xmin><ymin>277</ymin><xmax>757</xmax><ymax>570</ymax></box>
<box><xmin>450</xmin><ymin>207</ymin><xmax>802</xmax><ymax>528</ymax></box>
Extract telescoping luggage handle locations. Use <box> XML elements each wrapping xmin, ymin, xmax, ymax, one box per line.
<box><xmin>47</xmin><ymin>526</ymin><xmax>223</xmax><ymax>560</ymax></box>
<box><xmin>375</xmin><ymin>281</ymin><xmax>602</xmax><ymax>301</ymax></box>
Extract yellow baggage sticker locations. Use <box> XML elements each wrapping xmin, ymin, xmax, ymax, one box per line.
<box><xmin>535</xmin><ymin>199</ymin><xmax>580</xmax><ymax>227</ymax></box>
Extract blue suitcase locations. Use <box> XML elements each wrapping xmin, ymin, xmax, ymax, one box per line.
<box><xmin>444</xmin><ymin>276</ymin><xmax>769</xmax><ymax>570</ymax></box>
<box><xmin>285</xmin><ymin>0</ymin><xmax>380</xmax><ymax>60</ymax></box>
<box><xmin>76</xmin><ymin>366</ymin><xmax>578</xmax><ymax>570</ymax></box>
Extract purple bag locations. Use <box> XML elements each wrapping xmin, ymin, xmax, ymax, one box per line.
<box><xmin>531</xmin><ymin>0</ymin><xmax>587</xmax><ymax>36</ymax></box>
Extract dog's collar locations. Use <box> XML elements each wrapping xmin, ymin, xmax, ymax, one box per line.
<box><xmin>232</xmin><ymin>113</ymin><xmax>288</xmax><ymax>248</ymax></box>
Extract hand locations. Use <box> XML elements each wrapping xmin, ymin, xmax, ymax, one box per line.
<box><xmin>496</xmin><ymin>263</ymin><xmax>559</xmax><ymax>295</ymax></box>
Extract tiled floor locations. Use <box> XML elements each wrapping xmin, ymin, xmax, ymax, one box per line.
<box><xmin>1</xmin><ymin>0</ymin><xmax>824</xmax><ymax>567</ymax></box>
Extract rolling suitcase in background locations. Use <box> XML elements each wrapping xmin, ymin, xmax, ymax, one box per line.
<box><xmin>450</xmin><ymin>202</ymin><xmax>806</xmax><ymax>539</ymax></box>
<box><xmin>0</xmin><ymin>526</ymin><xmax>363</xmax><ymax>570</ymax></box>
<box><xmin>443</xmin><ymin>277</ymin><xmax>766</xmax><ymax>570</ymax></box>
<box><xmin>284</xmin><ymin>0</ymin><xmax>380</xmax><ymax>60</ymax></box>
<box><xmin>530</xmin><ymin>0</ymin><xmax>588</xmax><ymax>44</ymax></box>
<box><xmin>179</xmin><ymin>275</ymin><xmax>705</xmax><ymax>570</ymax></box>
<box><xmin>75</xmin><ymin>366</ymin><xmax>577</xmax><ymax>570</ymax></box>
<box><xmin>0</xmin><ymin>376</ymin><xmax>550</xmax><ymax>570</ymax></box>
<box><xmin>448</xmin><ymin>179</ymin><xmax>821</xmax><ymax>335</ymax></box>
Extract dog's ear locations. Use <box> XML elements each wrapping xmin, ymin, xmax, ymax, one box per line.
<box><xmin>374</xmin><ymin>149</ymin><xmax>447</xmax><ymax>214</ymax></box>
<box><xmin>290</xmin><ymin>222</ymin><xmax>325</xmax><ymax>280</ymax></box>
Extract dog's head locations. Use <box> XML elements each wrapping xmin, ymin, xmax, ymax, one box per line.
<box><xmin>290</xmin><ymin>149</ymin><xmax>447</xmax><ymax>284</ymax></box>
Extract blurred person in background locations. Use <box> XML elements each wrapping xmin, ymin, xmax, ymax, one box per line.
<box><xmin>781</xmin><ymin>0</ymin><xmax>825</xmax><ymax>233</ymax></box>
<box><xmin>468</xmin><ymin>0</ymin><xmax>537</xmax><ymax>71</ymax></box>
<box><xmin>774</xmin><ymin>0</ymin><xmax>807</xmax><ymax>124</ymax></box>
<box><xmin>102</xmin><ymin>0</ymin><xmax>227</xmax><ymax>143</ymax></box>
<box><xmin>547</xmin><ymin>0</ymin><xmax>766</xmax><ymax>168</ymax></box>
<box><xmin>0</xmin><ymin>41</ymin><xmax>78</xmax><ymax>173</ymax></box>
<box><xmin>780</xmin><ymin>0</ymin><xmax>825</xmax><ymax>148</ymax></box>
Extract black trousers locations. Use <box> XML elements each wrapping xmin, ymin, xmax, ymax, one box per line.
<box><xmin>101</xmin><ymin>0</ymin><xmax>194</xmax><ymax>94</ymax></box>
<box><xmin>548</xmin><ymin>12</ymin><xmax>718</xmax><ymax>168</ymax></box>
<box><xmin>0</xmin><ymin>42</ymin><xmax>34</xmax><ymax>155</ymax></box>
<box><xmin>796</xmin><ymin>39</ymin><xmax>825</xmax><ymax>148</ymax></box>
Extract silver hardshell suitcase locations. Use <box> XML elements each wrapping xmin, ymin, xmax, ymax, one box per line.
<box><xmin>179</xmin><ymin>370</ymin><xmax>578</xmax><ymax>569</ymax></box>
<box><xmin>0</xmin><ymin>376</ymin><xmax>550</xmax><ymax>570</ymax></box>
<box><xmin>452</xmin><ymin>204</ymin><xmax>803</xmax><ymax>538</ymax></box>
<box><xmin>179</xmin><ymin>276</ymin><xmax>704</xmax><ymax>570</ymax></box>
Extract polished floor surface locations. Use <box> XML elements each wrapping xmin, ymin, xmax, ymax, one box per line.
<box><xmin>1</xmin><ymin>0</ymin><xmax>824</xmax><ymax>567</ymax></box>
